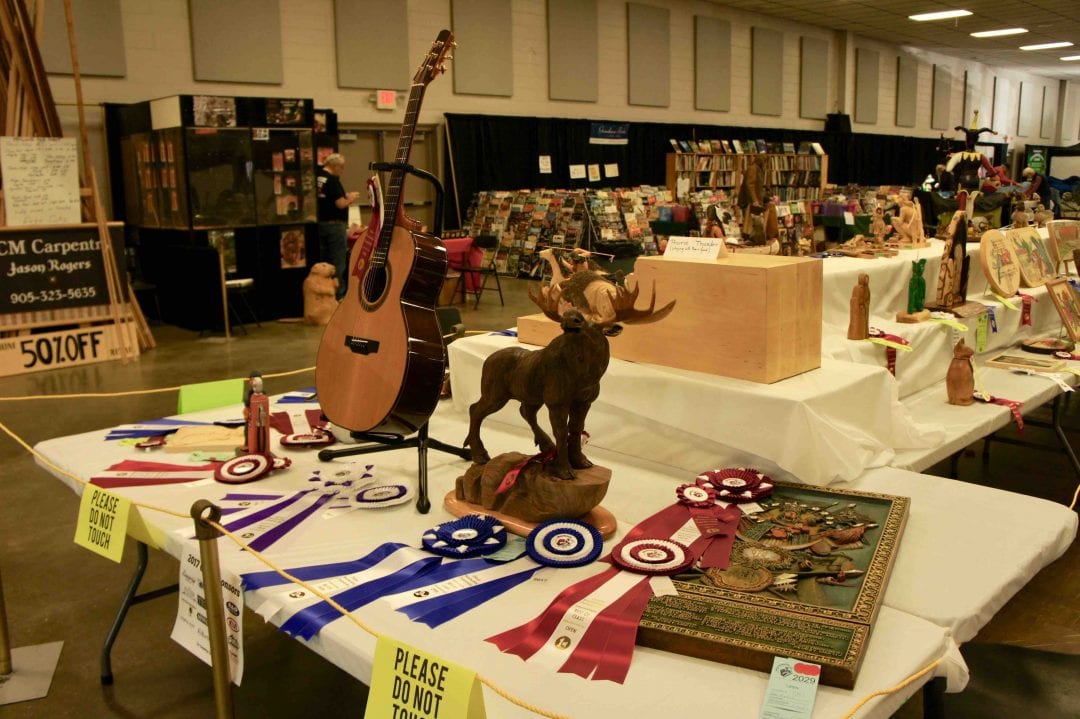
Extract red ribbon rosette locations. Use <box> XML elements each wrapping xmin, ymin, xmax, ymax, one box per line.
<box><xmin>676</xmin><ymin>483</ymin><xmax>715</xmax><ymax>507</ymax></box>
<box><xmin>611</xmin><ymin>539</ymin><xmax>694</xmax><ymax>575</ymax></box>
<box><xmin>697</xmin><ymin>467</ymin><xmax>774</xmax><ymax>503</ymax></box>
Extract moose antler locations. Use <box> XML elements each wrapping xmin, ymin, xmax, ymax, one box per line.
<box><xmin>613</xmin><ymin>280</ymin><xmax>677</xmax><ymax>325</ymax></box>
<box><xmin>527</xmin><ymin>284</ymin><xmax>565</xmax><ymax>323</ymax></box>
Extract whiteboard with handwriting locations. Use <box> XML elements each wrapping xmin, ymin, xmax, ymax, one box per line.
<box><xmin>1</xmin><ymin>137</ymin><xmax>81</xmax><ymax>226</ymax></box>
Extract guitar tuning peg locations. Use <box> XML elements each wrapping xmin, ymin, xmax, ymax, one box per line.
<box><xmin>437</xmin><ymin>64</ymin><xmax>446</xmax><ymax>75</ymax></box>
<box><xmin>446</xmin><ymin>54</ymin><xmax>454</xmax><ymax>62</ymax></box>
<box><xmin>451</xmin><ymin>41</ymin><xmax>458</xmax><ymax>48</ymax></box>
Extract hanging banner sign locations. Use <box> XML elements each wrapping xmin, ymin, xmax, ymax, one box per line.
<box><xmin>589</xmin><ymin>122</ymin><xmax>629</xmax><ymax>145</ymax></box>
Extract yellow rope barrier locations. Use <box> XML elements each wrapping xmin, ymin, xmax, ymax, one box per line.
<box><xmin>0</xmin><ymin>393</ymin><xmax>953</xmax><ymax>718</ymax></box>
<box><xmin>839</xmin><ymin>658</ymin><xmax>944</xmax><ymax>719</ymax></box>
<box><xmin>0</xmin><ymin>366</ymin><xmax>315</xmax><ymax>402</ymax></box>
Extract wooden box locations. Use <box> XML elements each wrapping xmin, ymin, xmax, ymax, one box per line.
<box><xmin>517</xmin><ymin>254</ymin><xmax>822</xmax><ymax>383</ymax></box>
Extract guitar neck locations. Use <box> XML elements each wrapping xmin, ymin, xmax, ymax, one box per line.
<box><xmin>374</xmin><ymin>83</ymin><xmax>425</xmax><ymax>266</ymax></box>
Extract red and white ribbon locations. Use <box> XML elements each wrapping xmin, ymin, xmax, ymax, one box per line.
<box><xmin>1019</xmin><ymin>293</ymin><xmax>1034</xmax><ymax>327</ymax></box>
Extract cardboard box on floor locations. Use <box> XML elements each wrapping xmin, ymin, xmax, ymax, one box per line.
<box><xmin>517</xmin><ymin>253</ymin><xmax>823</xmax><ymax>384</ymax></box>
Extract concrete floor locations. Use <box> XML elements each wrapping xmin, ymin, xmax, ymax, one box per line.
<box><xmin>0</xmin><ymin>276</ymin><xmax>1076</xmax><ymax>718</ymax></box>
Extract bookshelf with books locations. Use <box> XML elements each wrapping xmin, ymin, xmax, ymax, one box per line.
<box><xmin>666</xmin><ymin>146</ymin><xmax>828</xmax><ymax>202</ymax></box>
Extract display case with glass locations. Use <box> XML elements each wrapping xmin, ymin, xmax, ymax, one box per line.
<box><xmin>185</xmin><ymin>128</ymin><xmax>256</xmax><ymax>228</ymax></box>
<box><xmin>253</xmin><ymin>129</ymin><xmax>317</xmax><ymax>225</ymax></box>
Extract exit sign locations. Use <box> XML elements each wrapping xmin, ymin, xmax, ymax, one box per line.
<box><xmin>376</xmin><ymin>90</ymin><xmax>397</xmax><ymax>110</ymax></box>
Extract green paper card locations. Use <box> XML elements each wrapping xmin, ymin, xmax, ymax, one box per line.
<box><xmin>73</xmin><ymin>487</ymin><xmax>130</xmax><ymax>562</ymax></box>
<box><xmin>365</xmin><ymin>636</ymin><xmax>485</xmax><ymax>719</ymax></box>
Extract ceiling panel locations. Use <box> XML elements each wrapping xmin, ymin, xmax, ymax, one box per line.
<box><xmin>712</xmin><ymin>0</ymin><xmax>1080</xmax><ymax>78</ymax></box>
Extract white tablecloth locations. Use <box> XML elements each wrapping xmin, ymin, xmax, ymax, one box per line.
<box><xmin>449</xmin><ymin>333</ymin><xmax>943</xmax><ymax>487</ymax></box>
<box><xmin>35</xmin><ymin>398</ymin><xmax>1080</xmax><ymax>716</ymax></box>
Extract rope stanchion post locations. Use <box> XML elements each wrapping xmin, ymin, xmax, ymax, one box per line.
<box><xmin>0</xmin><ymin>565</ymin><xmax>63</xmax><ymax>705</ymax></box>
<box><xmin>190</xmin><ymin>500</ymin><xmax>235</xmax><ymax>719</ymax></box>
<box><xmin>0</xmin><ymin>568</ymin><xmax>12</xmax><ymax>676</ymax></box>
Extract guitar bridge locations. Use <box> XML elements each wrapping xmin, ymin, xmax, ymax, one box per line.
<box><xmin>344</xmin><ymin>336</ymin><xmax>380</xmax><ymax>355</ymax></box>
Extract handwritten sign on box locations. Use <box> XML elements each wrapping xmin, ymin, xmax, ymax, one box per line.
<box><xmin>0</xmin><ymin>137</ymin><xmax>81</xmax><ymax>226</ymax></box>
<box><xmin>663</xmin><ymin>235</ymin><xmax>728</xmax><ymax>262</ymax></box>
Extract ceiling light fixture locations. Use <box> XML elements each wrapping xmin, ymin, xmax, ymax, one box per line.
<box><xmin>908</xmin><ymin>9</ymin><xmax>972</xmax><ymax>22</ymax></box>
<box><xmin>1020</xmin><ymin>41</ymin><xmax>1074</xmax><ymax>51</ymax></box>
<box><xmin>1061</xmin><ymin>55</ymin><xmax>1080</xmax><ymax>61</ymax></box>
<box><xmin>970</xmin><ymin>28</ymin><xmax>1028</xmax><ymax>38</ymax></box>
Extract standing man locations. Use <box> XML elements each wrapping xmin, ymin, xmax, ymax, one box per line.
<box><xmin>317</xmin><ymin>153</ymin><xmax>360</xmax><ymax>300</ymax></box>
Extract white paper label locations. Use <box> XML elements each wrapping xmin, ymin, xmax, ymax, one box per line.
<box><xmin>663</xmin><ymin>235</ymin><xmax>727</xmax><ymax>261</ymax></box>
<box><xmin>171</xmin><ymin>542</ymin><xmax>244</xmax><ymax>685</ymax></box>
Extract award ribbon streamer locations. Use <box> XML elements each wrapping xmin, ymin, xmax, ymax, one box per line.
<box><xmin>247</xmin><ymin>546</ymin><xmax>438</xmax><ymax>628</ymax></box>
<box><xmin>90</xmin><ymin>458</ymin><xmax>221</xmax><ymax>488</ymax></box>
<box><xmin>220</xmin><ymin>489</ymin><xmax>339</xmax><ymax>552</ymax></box>
<box><xmin>975</xmin><ymin>393</ymin><xmax>1025</xmax><ymax>433</ymax></box>
<box><xmin>280</xmin><ymin>554</ymin><xmax>501</xmax><ymax>639</ymax></box>
<box><xmin>384</xmin><ymin>556</ymin><xmax>542</xmax><ymax>628</ymax></box>
<box><xmin>867</xmin><ymin>329</ymin><xmax>912</xmax><ymax>377</ymax></box>
<box><xmin>1019</xmin><ymin>293</ymin><xmax>1034</xmax><ymax>326</ymax></box>
<box><xmin>243</xmin><ymin>542</ymin><xmax>407</xmax><ymax>590</ymax></box>
<box><xmin>486</xmin><ymin>501</ymin><xmax>721</xmax><ymax>684</ymax></box>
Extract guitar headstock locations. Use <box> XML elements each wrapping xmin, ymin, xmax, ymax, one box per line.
<box><xmin>414</xmin><ymin>29</ymin><xmax>455</xmax><ymax>85</ymax></box>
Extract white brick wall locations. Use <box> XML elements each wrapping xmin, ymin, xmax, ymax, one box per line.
<box><xmin>42</xmin><ymin>0</ymin><xmax>1076</xmax><ymax>207</ymax></box>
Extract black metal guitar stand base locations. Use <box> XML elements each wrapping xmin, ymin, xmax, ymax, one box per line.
<box><xmin>317</xmin><ymin>423</ymin><xmax>471</xmax><ymax>514</ymax></box>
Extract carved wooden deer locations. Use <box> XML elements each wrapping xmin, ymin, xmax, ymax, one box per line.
<box><xmin>465</xmin><ymin>284</ymin><xmax>675</xmax><ymax>479</ymax></box>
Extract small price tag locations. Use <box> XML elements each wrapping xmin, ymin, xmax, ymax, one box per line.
<box><xmin>365</xmin><ymin>637</ymin><xmax>486</xmax><ymax>719</ymax></box>
<box><xmin>843</xmin><ymin>211</ymin><xmax>855</xmax><ymax>225</ymax></box>
<box><xmin>73</xmin><ymin>487</ymin><xmax>130</xmax><ymax>562</ymax></box>
<box><xmin>759</xmin><ymin>656</ymin><xmax>820</xmax><ymax>718</ymax></box>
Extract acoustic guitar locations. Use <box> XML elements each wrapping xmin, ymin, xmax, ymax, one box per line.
<box><xmin>316</xmin><ymin>30</ymin><xmax>454</xmax><ymax>436</ymax></box>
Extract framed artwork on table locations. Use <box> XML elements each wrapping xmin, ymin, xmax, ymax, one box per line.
<box><xmin>1006</xmin><ymin>226</ymin><xmax>1056</xmax><ymax>287</ymax></box>
<box><xmin>1045</xmin><ymin>277</ymin><xmax>1080</xmax><ymax>343</ymax></box>
<box><xmin>1047</xmin><ymin>219</ymin><xmax>1080</xmax><ymax>271</ymax></box>
<box><xmin>979</xmin><ymin>229</ymin><xmax>1021</xmax><ymax>297</ymax></box>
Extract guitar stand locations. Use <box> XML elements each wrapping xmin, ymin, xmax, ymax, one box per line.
<box><xmin>317</xmin><ymin>161</ymin><xmax>462</xmax><ymax>513</ymax></box>
<box><xmin>317</xmin><ymin>423</ymin><xmax>471</xmax><ymax>513</ymax></box>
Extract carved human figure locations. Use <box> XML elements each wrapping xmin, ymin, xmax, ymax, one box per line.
<box><xmin>870</xmin><ymin>207</ymin><xmax>887</xmax><ymax>246</ymax></box>
<box><xmin>946</xmin><ymin>339</ymin><xmax>975</xmax><ymax>406</ymax></box>
<box><xmin>891</xmin><ymin>197</ymin><xmax>924</xmax><ymax>245</ymax></box>
<box><xmin>908</xmin><ymin>259</ymin><xmax>927</xmax><ymax>314</ymax></box>
<box><xmin>848</xmin><ymin>273</ymin><xmax>870</xmax><ymax>341</ymax></box>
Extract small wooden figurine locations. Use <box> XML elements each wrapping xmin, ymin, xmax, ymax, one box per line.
<box><xmin>242</xmin><ymin>370</ymin><xmax>270</xmax><ymax>455</ymax></box>
<box><xmin>870</xmin><ymin>207</ymin><xmax>887</xmax><ymax>246</ymax></box>
<box><xmin>946</xmin><ymin>339</ymin><xmax>975</xmax><ymax>406</ymax></box>
<box><xmin>848</xmin><ymin>273</ymin><xmax>870</xmax><ymax>340</ymax></box>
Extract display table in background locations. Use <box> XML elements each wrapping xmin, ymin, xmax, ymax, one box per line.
<box><xmin>34</xmin><ymin>396</ymin><xmax>1079</xmax><ymax>717</ymax></box>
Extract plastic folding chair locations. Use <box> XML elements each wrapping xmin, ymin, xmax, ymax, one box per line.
<box><xmin>455</xmin><ymin>234</ymin><xmax>504</xmax><ymax>309</ymax></box>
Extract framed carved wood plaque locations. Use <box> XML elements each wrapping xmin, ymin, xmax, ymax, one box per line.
<box><xmin>979</xmin><ymin>229</ymin><xmax>1021</xmax><ymax>297</ymax></box>
<box><xmin>637</xmin><ymin>482</ymin><xmax>908</xmax><ymax>688</ymax></box>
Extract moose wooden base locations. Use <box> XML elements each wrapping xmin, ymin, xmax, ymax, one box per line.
<box><xmin>450</xmin><ymin>452</ymin><xmax>616</xmax><ymax>538</ymax></box>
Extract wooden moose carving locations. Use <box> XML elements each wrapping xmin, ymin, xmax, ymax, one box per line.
<box><xmin>465</xmin><ymin>309</ymin><xmax>609</xmax><ymax>480</ymax></box>
<box><xmin>465</xmin><ymin>278</ymin><xmax>674</xmax><ymax>479</ymax></box>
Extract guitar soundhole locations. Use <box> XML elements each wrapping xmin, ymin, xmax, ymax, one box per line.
<box><xmin>362</xmin><ymin>265</ymin><xmax>390</xmax><ymax>306</ymax></box>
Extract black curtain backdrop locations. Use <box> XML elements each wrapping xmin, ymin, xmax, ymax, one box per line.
<box><xmin>443</xmin><ymin>113</ymin><xmax>944</xmax><ymax>227</ymax></box>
